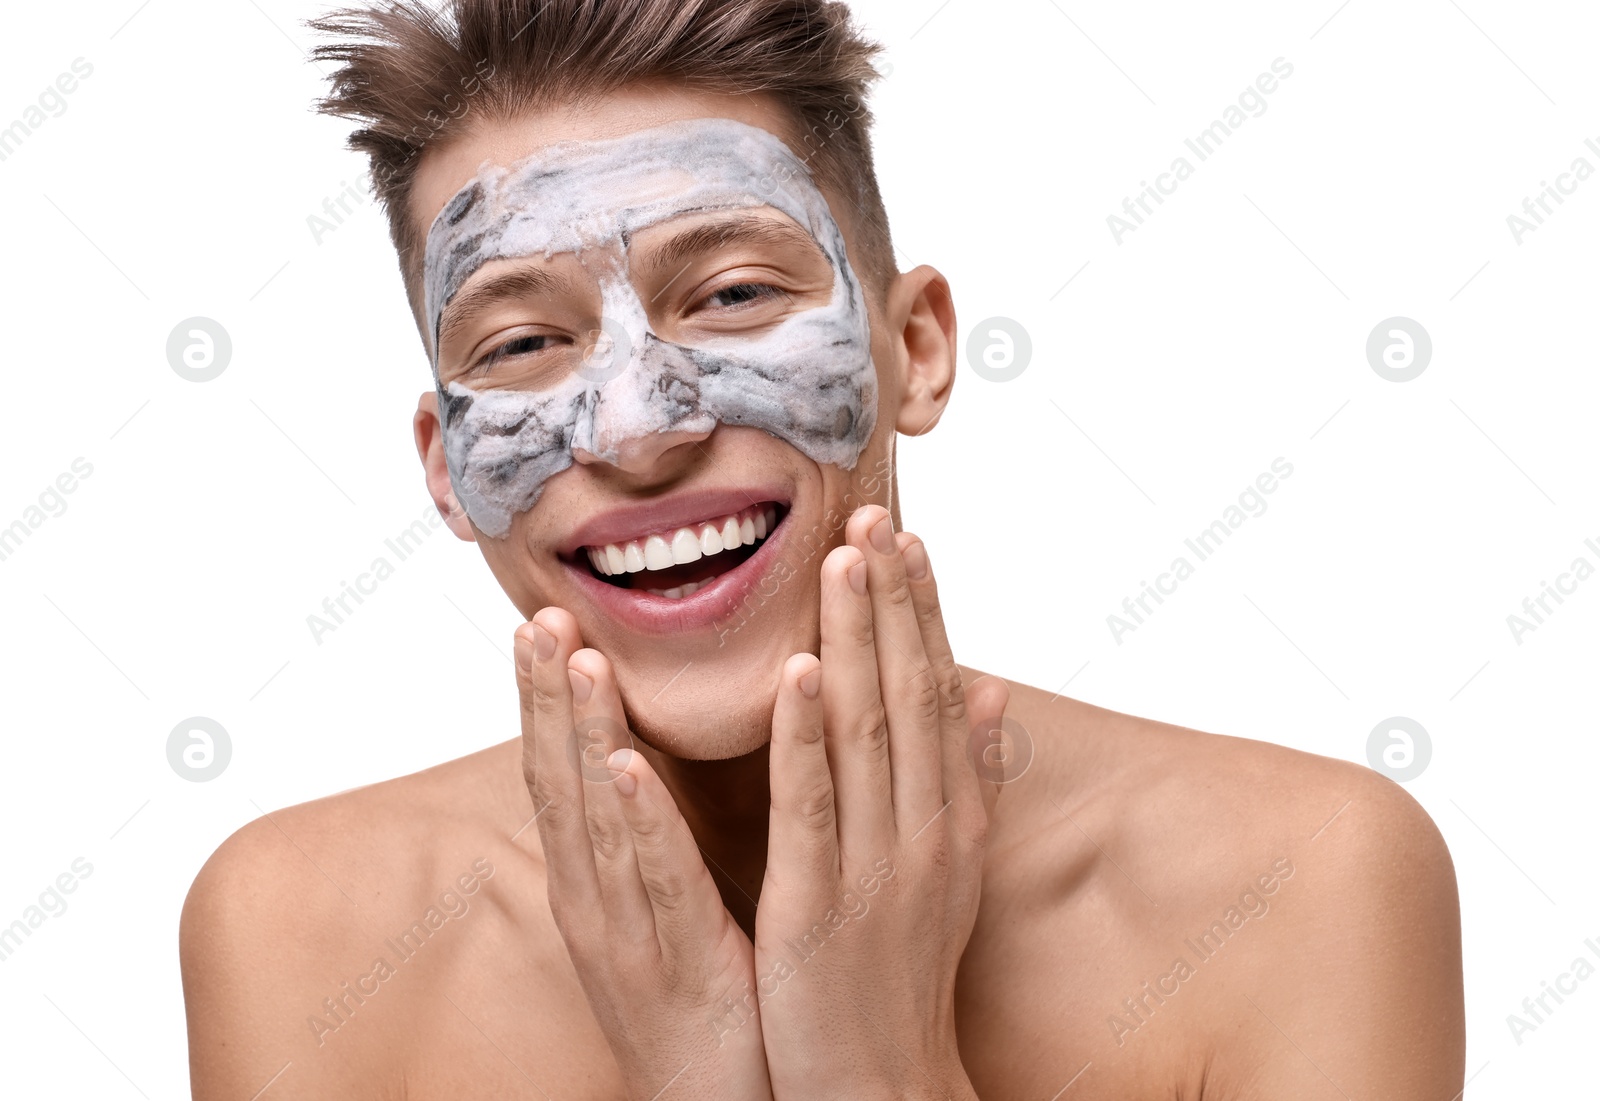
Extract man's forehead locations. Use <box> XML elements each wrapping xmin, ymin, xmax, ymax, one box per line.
<box><xmin>410</xmin><ymin>90</ymin><xmax>810</xmax><ymax>244</ymax></box>
<box><xmin>428</xmin><ymin>118</ymin><xmax>813</xmax><ymax>241</ymax></box>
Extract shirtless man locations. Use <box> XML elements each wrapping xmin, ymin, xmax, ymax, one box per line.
<box><xmin>179</xmin><ymin>2</ymin><xmax>1466</xmax><ymax>1097</ymax></box>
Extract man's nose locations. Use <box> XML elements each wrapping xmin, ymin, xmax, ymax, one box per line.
<box><xmin>568</xmin><ymin>328</ymin><xmax>714</xmax><ymax>473</ymax></box>
<box><xmin>571</xmin><ymin>425</ymin><xmax>713</xmax><ymax>473</ymax></box>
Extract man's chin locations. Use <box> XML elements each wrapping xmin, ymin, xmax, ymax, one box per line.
<box><xmin>621</xmin><ymin>685</ymin><xmax>778</xmax><ymax>761</ymax></box>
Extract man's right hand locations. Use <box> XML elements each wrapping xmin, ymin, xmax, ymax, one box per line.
<box><xmin>515</xmin><ymin>608</ymin><xmax>773</xmax><ymax>1101</ymax></box>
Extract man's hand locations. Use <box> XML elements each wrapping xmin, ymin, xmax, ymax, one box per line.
<box><xmin>515</xmin><ymin>609</ymin><xmax>774</xmax><ymax>1101</ymax></box>
<box><xmin>755</xmin><ymin>505</ymin><xmax>1008</xmax><ymax>1101</ymax></box>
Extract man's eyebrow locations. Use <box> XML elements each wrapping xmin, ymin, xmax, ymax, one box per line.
<box><xmin>438</xmin><ymin>266</ymin><xmax>573</xmax><ymax>349</ymax></box>
<box><xmin>636</xmin><ymin>214</ymin><xmax>824</xmax><ymax>281</ymax></box>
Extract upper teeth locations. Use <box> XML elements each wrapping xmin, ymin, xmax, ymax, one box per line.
<box><xmin>585</xmin><ymin>504</ymin><xmax>777</xmax><ymax>577</ymax></box>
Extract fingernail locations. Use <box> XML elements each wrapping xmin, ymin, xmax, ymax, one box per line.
<box><xmin>869</xmin><ymin>516</ymin><xmax>895</xmax><ymax>555</ymax></box>
<box><xmin>607</xmin><ymin>748</ymin><xmax>636</xmax><ymax>796</ymax></box>
<box><xmin>533</xmin><ymin>623</ymin><xmax>556</xmax><ymax>662</ymax></box>
<box><xmin>848</xmin><ymin>559</ymin><xmax>867</xmax><ymax>595</ymax></box>
<box><xmin>799</xmin><ymin>666</ymin><xmax>822</xmax><ymax>699</ymax></box>
<box><xmin>515</xmin><ymin>635</ymin><xmax>533</xmax><ymax>673</ymax></box>
<box><xmin>903</xmin><ymin>541</ymin><xmax>929</xmax><ymax>580</ymax></box>
<box><xmin>567</xmin><ymin>668</ymin><xmax>593</xmax><ymax>704</ymax></box>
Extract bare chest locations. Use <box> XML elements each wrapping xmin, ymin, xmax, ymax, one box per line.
<box><xmin>359</xmin><ymin>894</ymin><xmax>1220</xmax><ymax>1101</ymax></box>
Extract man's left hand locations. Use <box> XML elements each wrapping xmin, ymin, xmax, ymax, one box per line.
<box><xmin>755</xmin><ymin>505</ymin><xmax>1010</xmax><ymax>1101</ymax></box>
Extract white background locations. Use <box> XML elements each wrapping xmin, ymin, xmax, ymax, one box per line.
<box><xmin>1</xmin><ymin>0</ymin><xmax>1595</xmax><ymax>1095</ymax></box>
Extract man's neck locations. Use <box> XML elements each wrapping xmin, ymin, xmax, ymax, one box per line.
<box><xmin>640</xmin><ymin>741</ymin><xmax>773</xmax><ymax>936</ymax></box>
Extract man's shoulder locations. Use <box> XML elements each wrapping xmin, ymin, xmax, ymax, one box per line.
<box><xmin>179</xmin><ymin>738</ymin><xmax>530</xmax><ymax>986</ymax></box>
<box><xmin>187</xmin><ymin>741</ymin><xmax>523</xmax><ymax>902</ymax></box>
<box><xmin>1002</xmin><ymin>683</ymin><xmax>1454</xmax><ymax>893</ymax></box>
<box><xmin>178</xmin><ymin>739</ymin><xmax>550</xmax><ymax>1091</ymax></box>
<box><xmin>980</xmin><ymin>683</ymin><xmax>1464</xmax><ymax>1095</ymax></box>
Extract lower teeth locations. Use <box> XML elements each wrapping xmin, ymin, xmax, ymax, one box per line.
<box><xmin>647</xmin><ymin>579</ymin><xmax>708</xmax><ymax>600</ymax></box>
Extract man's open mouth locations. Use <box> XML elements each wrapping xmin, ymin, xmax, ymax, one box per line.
<box><xmin>576</xmin><ymin>502</ymin><xmax>786</xmax><ymax>600</ymax></box>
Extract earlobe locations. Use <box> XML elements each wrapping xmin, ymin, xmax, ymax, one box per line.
<box><xmin>890</xmin><ymin>265</ymin><xmax>957</xmax><ymax>437</ymax></box>
<box><xmin>413</xmin><ymin>391</ymin><xmax>476</xmax><ymax>542</ymax></box>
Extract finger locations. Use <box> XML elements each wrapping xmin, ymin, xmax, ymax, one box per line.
<box><xmin>847</xmin><ymin>506</ymin><xmax>942</xmax><ymax>831</ymax></box>
<box><xmin>767</xmin><ymin>653</ymin><xmax>838</xmax><ymax>893</ymax></box>
<box><xmin>818</xmin><ymin>542</ymin><xmax>894</xmax><ymax>859</ymax></box>
<box><xmin>895</xmin><ymin>534</ymin><xmax>977</xmax><ymax>811</ymax></box>
<box><xmin>516</xmin><ymin>609</ymin><xmax>601</xmax><ymax>915</ymax></box>
<box><xmin>607</xmin><ymin>745</ymin><xmax>741</xmax><ymax>968</ymax></box>
<box><xmin>568</xmin><ymin>648</ymin><xmax>656</xmax><ymax>949</ymax></box>
<box><xmin>965</xmin><ymin>674</ymin><xmax>1013</xmax><ymax>823</ymax></box>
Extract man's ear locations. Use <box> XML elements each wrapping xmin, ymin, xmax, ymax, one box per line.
<box><xmin>413</xmin><ymin>391</ymin><xmax>476</xmax><ymax>542</ymax></box>
<box><xmin>888</xmin><ymin>265</ymin><xmax>957</xmax><ymax>437</ymax></box>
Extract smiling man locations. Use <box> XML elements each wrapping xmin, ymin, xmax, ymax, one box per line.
<box><xmin>178</xmin><ymin>2</ymin><xmax>1466</xmax><ymax>1098</ymax></box>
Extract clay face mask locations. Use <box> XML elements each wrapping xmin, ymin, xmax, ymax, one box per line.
<box><xmin>422</xmin><ymin>116</ymin><xmax>878</xmax><ymax>539</ymax></box>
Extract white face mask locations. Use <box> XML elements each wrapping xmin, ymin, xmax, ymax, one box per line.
<box><xmin>422</xmin><ymin>116</ymin><xmax>878</xmax><ymax>539</ymax></box>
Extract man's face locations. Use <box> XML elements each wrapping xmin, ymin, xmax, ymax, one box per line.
<box><xmin>410</xmin><ymin>84</ymin><xmax>942</xmax><ymax>759</ymax></box>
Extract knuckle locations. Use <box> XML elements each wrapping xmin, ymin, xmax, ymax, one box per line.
<box><xmin>881</xmin><ymin>576</ymin><xmax>916</xmax><ymax>613</ymax></box>
<box><xmin>625</xmin><ymin>807</ymin><xmax>672</xmax><ymax>851</ymax></box>
<box><xmin>937</xmin><ymin>666</ymin><xmax>967</xmax><ymax>719</ymax></box>
<box><xmin>906</xmin><ymin>666</ymin><xmax>942</xmax><ymax>724</ymax></box>
<box><xmin>791</xmin><ymin>779</ymin><xmax>837</xmax><ymax>833</ymax></box>
<box><xmin>852</xmin><ymin>703</ymin><xmax>890</xmax><ymax>752</ymax></box>
<box><xmin>586</xmin><ymin>815</ymin><xmax>629</xmax><ymax>866</ymax></box>
<box><xmin>531</xmin><ymin>677</ymin><xmax>563</xmax><ymax>711</ymax></box>
<box><xmin>533</xmin><ymin>789</ymin><xmax>575</xmax><ymax>831</ymax></box>
<box><xmin>528</xmin><ymin>748</ymin><xmax>565</xmax><ymax>803</ymax></box>
<box><xmin>638</xmin><ymin>864</ymin><xmax>692</xmax><ymax>915</ymax></box>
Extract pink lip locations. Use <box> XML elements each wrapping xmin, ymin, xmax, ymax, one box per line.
<box><xmin>559</xmin><ymin>486</ymin><xmax>790</xmax><ymax>555</ymax></box>
<box><xmin>564</xmin><ymin>504</ymin><xmax>792</xmax><ymax>636</ymax></box>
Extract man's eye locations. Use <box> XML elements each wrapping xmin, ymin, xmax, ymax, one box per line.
<box><xmin>702</xmin><ymin>282</ymin><xmax>786</xmax><ymax>310</ymax></box>
<box><xmin>470</xmin><ymin>333</ymin><xmax>556</xmax><ymax>373</ymax></box>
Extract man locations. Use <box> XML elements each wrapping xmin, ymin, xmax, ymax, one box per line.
<box><xmin>180</xmin><ymin>1</ymin><xmax>1465</xmax><ymax>1097</ymax></box>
